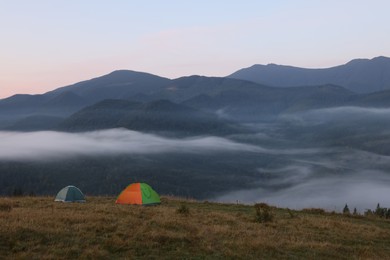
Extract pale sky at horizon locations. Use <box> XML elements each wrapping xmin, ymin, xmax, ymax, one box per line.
<box><xmin>1</xmin><ymin>0</ymin><xmax>389</xmax><ymax>99</ymax></box>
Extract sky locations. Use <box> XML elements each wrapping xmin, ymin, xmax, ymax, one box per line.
<box><xmin>1</xmin><ymin>0</ymin><xmax>390</xmax><ymax>99</ymax></box>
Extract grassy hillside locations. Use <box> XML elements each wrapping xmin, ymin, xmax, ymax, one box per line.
<box><xmin>1</xmin><ymin>197</ymin><xmax>390</xmax><ymax>259</ymax></box>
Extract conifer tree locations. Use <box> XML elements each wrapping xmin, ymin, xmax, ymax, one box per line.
<box><xmin>343</xmin><ymin>204</ymin><xmax>350</xmax><ymax>215</ymax></box>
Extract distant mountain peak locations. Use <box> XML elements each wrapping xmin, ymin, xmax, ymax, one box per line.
<box><xmin>372</xmin><ymin>55</ymin><xmax>390</xmax><ymax>60</ymax></box>
<box><xmin>344</xmin><ymin>56</ymin><xmax>390</xmax><ymax>66</ymax></box>
<box><xmin>344</xmin><ymin>58</ymin><xmax>369</xmax><ymax>65</ymax></box>
<box><xmin>44</xmin><ymin>69</ymin><xmax>171</xmax><ymax>104</ymax></box>
<box><xmin>229</xmin><ymin>56</ymin><xmax>390</xmax><ymax>93</ymax></box>
<box><xmin>106</xmin><ymin>69</ymin><xmax>162</xmax><ymax>77</ymax></box>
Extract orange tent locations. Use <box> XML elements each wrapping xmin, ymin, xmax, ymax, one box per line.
<box><xmin>115</xmin><ymin>183</ymin><xmax>160</xmax><ymax>205</ymax></box>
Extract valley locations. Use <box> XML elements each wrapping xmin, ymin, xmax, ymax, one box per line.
<box><xmin>1</xmin><ymin>57</ymin><xmax>390</xmax><ymax>211</ymax></box>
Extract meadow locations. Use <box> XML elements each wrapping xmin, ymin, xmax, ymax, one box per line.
<box><xmin>1</xmin><ymin>196</ymin><xmax>390</xmax><ymax>259</ymax></box>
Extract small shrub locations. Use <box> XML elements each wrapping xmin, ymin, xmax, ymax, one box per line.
<box><xmin>287</xmin><ymin>208</ymin><xmax>295</xmax><ymax>218</ymax></box>
<box><xmin>385</xmin><ymin>209</ymin><xmax>390</xmax><ymax>219</ymax></box>
<box><xmin>364</xmin><ymin>209</ymin><xmax>373</xmax><ymax>217</ymax></box>
<box><xmin>375</xmin><ymin>203</ymin><xmax>387</xmax><ymax>218</ymax></box>
<box><xmin>254</xmin><ymin>203</ymin><xmax>273</xmax><ymax>223</ymax></box>
<box><xmin>177</xmin><ymin>204</ymin><xmax>190</xmax><ymax>215</ymax></box>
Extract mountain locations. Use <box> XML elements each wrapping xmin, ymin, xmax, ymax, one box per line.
<box><xmin>229</xmin><ymin>56</ymin><xmax>390</xmax><ymax>93</ymax></box>
<box><xmin>0</xmin><ymin>71</ymin><xmax>358</xmax><ymax>127</ymax></box>
<box><xmin>0</xmin><ymin>92</ymin><xmax>87</xmax><ymax>129</ymax></box>
<box><xmin>0</xmin><ymin>94</ymin><xmax>48</xmax><ymax>114</ymax></box>
<box><xmin>182</xmin><ymin>82</ymin><xmax>355</xmax><ymax>121</ymax></box>
<box><xmin>0</xmin><ymin>70</ymin><xmax>172</xmax><ymax>126</ymax></box>
<box><xmin>132</xmin><ymin>75</ymin><xmax>355</xmax><ymax>121</ymax></box>
<box><xmin>58</xmin><ymin>99</ymin><xmax>243</xmax><ymax>136</ymax></box>
<box><xmin>3</xmin><ymin>64</ymin><xmax>390</xmax><ymax>130</ymax></box>
<box><xmin>46</xmin><ymin>70</ymin><xmax>171</xmax><ymax>102</ymax></box>
<box><xmin>4</xmin><ymin>115</ymin><xmax>64</xmax><ymax>131</ymax></box>
<box><xmin>155</xmin><ymin>76</ymin><xmax>265</xmax><ymax>102</ymax></box>
<box><xmin>350</xmin><ymin>89</ymin><xmax>390</xmax><ymax>107</ymax></box>
<box><xmin>4</xmin><ymin>68</ymin><xmax>390</xmax><ymax>210</ymax></box>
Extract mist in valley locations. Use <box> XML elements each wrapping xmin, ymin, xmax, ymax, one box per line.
<box><xmin>215</xmin><ymin>148</ymin><xmax>390</xmax><ymax>211</ymax></box>
<box><xmin>1</xmin><ymin>106</ymin><xmax>390</xmax><ymax>211</ymax></box>
<box><xmin>0</xmin><ymin>129</ymin><xmax>261</xmax><ymax>161</ymax></box>
<box><xmin>216</xmin><ymin>106</ymin><xmax>390</xmax><ymax>211</ymax></box>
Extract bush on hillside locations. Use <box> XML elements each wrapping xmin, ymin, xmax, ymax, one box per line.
<box><xmin>254</xmin><ymin>203</ymin><xmax>273</xmax><ymax>223</ymax></box>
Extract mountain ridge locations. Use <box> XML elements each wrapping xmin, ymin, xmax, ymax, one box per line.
<box><xmin>2</xmin><ymin>57</ymin><xmax>390</xmax><ymax>130</ymax></box>
<box><xmin>228</xmin><ymin>56</ymin><xmax>390</xmax><ymax>93</ymax></box>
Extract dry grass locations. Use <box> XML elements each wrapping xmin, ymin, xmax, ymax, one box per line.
<box><xmin>1</xmin><ymin>196</ymin><xmax>390</xmax><ymax>259</ymax></box>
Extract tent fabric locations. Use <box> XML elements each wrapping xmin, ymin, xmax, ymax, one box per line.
<box><xmin>116</xmin><ymin>183</ymin><xmax>160</xmax><ymax>205</ymax></box>
<box><xmin>55</xmin><ymin>185</ymin><xmax>86</xmax><ymax>202</ymax></box>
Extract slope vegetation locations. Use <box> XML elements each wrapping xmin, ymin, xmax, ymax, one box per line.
<box><xmin>58</xmin><ymin>99</ymin><xmax>242</xmax><ymax>135</ymax></box>
<box><xmin>1</xmin><ymin>196</ymin><xmax>390</xmax><ymax>259</ymax></box>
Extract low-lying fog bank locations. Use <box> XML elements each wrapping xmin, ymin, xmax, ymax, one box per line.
<box><xmin>2</xmin><ymin>114</ymin><xmax>390</xmax><ymax>211</ymax></box>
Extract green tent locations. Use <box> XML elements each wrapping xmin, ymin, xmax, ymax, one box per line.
<box><xmin>54</xmin><ymin>185</ymin><xmax>86</xmax><ymax>202</ymax></box>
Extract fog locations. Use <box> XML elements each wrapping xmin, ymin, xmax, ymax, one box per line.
<box><xmin>215</xmin><ymin>107</ymin><xmax>390</xmax><ymax>211</ymax></box>
<box><xmin>215</xmin><ymin>172</ymin><xmax>390</xmax><ymax>212</ymax></box>
<box><xmin>0</xmin><ymin>129</ymin><xmax>262</xmax><ymax>161</ymax></box>
<box><xmin>2</xmin><ymin>108</ymin><xmax>390</xmax><ymax>211</ymax></box>
<box><xmin>307</xmin><ymin>107</ymin><xmax>390</xmax><ymax>117</ymax></box>
<box><xmin>0</xmin><ymin>128</ymin><xmax>326</xmax><ymax>161</ymax></box>
<box><xmin>215</xmin><ymin>136</ymin><xmax>390</xmax><ymax>211</ymax></box>
<box><xmin>282</xmin><ymin>106</ymin><xmax>390</xmax><ymax>125</ymax></box>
